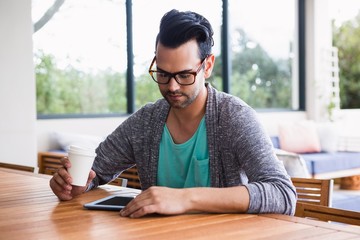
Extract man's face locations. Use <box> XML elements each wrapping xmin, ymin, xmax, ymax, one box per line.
<box><xmin>155</xmin><ymin>40</ymin><xmax>206</xmax><ymax>109</ymax></box>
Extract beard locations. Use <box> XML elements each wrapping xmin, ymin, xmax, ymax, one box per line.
<box><xmin>162</xmin><ymin>89</ymin><xmax>199</xmax><ymax>109</ymax></box>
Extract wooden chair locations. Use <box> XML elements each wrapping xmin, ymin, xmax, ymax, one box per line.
<box><xmin>291</xmin><ymin>177</ymin><xmax>334</xmax><ymax>208</ymax></box>
<box><xmin>108</xmin><ymin>177</ymin><xmax>128</xmax><ymax>187</ymax></box>
<box><xmin>0</xmin><ymin>162</ymin><xmax>34</xmax><ymax>173</ymax></box>
<box><xmin>296</xmin><ymin>202</ymin><xmax>360</xmax><ymax>226</ymax></box>
<box><xmin>292</xmin><ymin>177</ymin><xmax>334</xmax><ymax>217</ymax></box>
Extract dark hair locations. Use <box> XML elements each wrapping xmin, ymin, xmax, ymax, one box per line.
<box><xmin>155</xmin><ymin>9</ymin><xmax>214</xmax><ymax>59</ymax></box>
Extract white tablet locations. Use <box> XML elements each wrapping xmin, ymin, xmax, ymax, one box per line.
<box><xmin>83</xmin><ymin>195</ymin><xmax>134</xmax><ymax>211</ymax></box>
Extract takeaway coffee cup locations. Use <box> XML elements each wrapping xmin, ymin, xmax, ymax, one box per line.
<box><xmin>67</xmin><ymin>145</ymin><xmax>96</xmax><ymax>186</ymax></box>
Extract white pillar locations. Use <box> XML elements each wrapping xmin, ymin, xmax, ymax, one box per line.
<box><xmin>305</xmin><ymin>0</ymin><xmax>333</xmax><ymax>121</ymax></box>
<box><xmin>0</xmin><ymin>0</ymin><xmax>37</xmax><ymax>168</ymax></box>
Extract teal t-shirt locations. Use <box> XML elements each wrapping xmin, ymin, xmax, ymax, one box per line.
<box><xmin>157</xmin><ymin>117</ymin><xmax>210</xmax><ymax>188</ymax></box>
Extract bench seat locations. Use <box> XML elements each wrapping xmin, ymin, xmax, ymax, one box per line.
<box><xmin>271</xmin><ymin>136</ymin><xmax>360</xmax><ymax>179</ymax></box>
<box><xmin>301</xmin><ymin>151</ymin><xmax>360</xmax><ymax>178</ymax></box>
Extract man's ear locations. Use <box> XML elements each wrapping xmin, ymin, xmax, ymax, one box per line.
<box><xmin>204</xmin><ymin>54</ymin><xmax>215</xmax><ymax>79</ymax></box>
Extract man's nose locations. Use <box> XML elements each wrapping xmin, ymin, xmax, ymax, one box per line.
<box><xmin>167</xmin><ymin>76</ymin><xmax>181</xmax><ymax>91</ymax></box>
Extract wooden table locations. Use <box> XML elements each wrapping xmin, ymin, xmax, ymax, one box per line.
<box><xmin>1</xmin><ymin>168</ymin><xmax>360</xmax><ymax>240</ymax></box>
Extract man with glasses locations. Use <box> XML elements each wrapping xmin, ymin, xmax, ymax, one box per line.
<box><xmin>50</xmin><ymin>9</ymin><xmax>296</xmax><ymax>218</ymax></box>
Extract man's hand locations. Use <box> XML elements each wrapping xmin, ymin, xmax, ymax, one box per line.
<box><xmin>120</xmin><ymin>186</ymin><xmax>250</xmax><ymax>218</ymax></box>
<box><xmin>120</xmin><ymin>186</ymin><xmax>190</xmax><ymax>218</ymax></box>
<box><xmin>49</xmin><ymin>157</ymin><xmax>96</xmax><ymax>201</ymax></box>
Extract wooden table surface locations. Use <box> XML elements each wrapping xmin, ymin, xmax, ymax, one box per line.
<box><xmin>1</xmin><ymin>167</ymin><xmax>360</xmax><ymax>240</ymax></box>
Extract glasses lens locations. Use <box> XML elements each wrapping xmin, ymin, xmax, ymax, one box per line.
<box><xmin>155</xmin><ymin>72</ymin><xmax>171</xmax><ymax>84</ymax></box>
<box><xmin>174</xmin><ymin>73</ymin><xmax>195</xmax><ymax>85</ymax></box>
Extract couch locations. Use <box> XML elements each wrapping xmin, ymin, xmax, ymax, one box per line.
<box><xmin>272</xmin><ymin>136</ymin><xmax>360</xmax><ymax>179</ymax></box>
<box><xmin>272</xmin><ymin>120</ymin><xmax>360</xmax><ymax>180</ymax></box>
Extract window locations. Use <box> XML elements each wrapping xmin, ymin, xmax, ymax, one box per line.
<box><xmin>330</xmin><ymin>0</ymin><xmax>360</xmax><ymax>109</ymax></box>
<box><xmin>228</xmin><ymin>0</ymin><xmax>297</xmax><ymax>110</ymax></box>
<box><xmin>32</xmin><ymin>0</ymin><xmax>127</xmax><ymax>116</ymax></box>
<box><xmin>33</xmin><ymin>0</ymin><xmax>303</xmax><ymax>118</ymax></box>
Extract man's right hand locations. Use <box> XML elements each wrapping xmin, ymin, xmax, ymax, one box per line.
<box><xmin>49</xmin><ymin>157</ymin><xmax>96</xmax><ymax>201</ymax></box>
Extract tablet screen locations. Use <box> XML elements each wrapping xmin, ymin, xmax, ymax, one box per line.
<box><xmin>84</xmin><ymin>195</ymin><xmax>134</xmax><ymax>211</ymax></box>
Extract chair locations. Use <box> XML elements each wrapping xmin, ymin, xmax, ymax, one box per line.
<box><xmin>0</xmin><ymin>162</ymin><xmax>34</xmax><ymax>172</ymax></box>
<box><xmin>292</xmin><ymin>177</ymin><xmax>334</xmax><ymax>217</ymax></box>
<box><xmin>108</xmin><ymin>177</ymin><xmax>128</xmax><ymax>187</ymax></box>
<box><xmin>291</xmin><ymin>177</ymin><xmax>334</xmax><ymax>207</ymax></box>
<box><xmin>296</xmin><ymin>202</ymin><xmax>360</xmax><ymax>226</ymax></box>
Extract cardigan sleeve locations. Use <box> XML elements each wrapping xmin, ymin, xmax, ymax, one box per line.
<box><xmin>216</xmin><ymin>94</ymin><xmax>297</xmax><ymax>215</ymax></box>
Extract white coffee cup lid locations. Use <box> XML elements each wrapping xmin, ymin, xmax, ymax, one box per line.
<box><xmin>67</xmin><ymin>145</ymin><xmax>96</xmax><ymax>156</ymax></box>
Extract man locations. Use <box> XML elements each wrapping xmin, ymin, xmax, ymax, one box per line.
<box><xmin>50</xmin><ymin>9</ymin><xmax>296</xmax><ymax>218</ymax></box>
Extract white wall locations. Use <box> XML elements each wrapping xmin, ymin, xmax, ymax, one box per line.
<box><xmin>257</xmin><ymin>111</ymin><xmax>307</xmax><ymax>136</ymax></box>
<box><xmin>0</xmin><ymin>0</ymin><xmax>37</xmax><ymax>168</ymax></box>
<box><xmin>37</xmin><ymin>117</ymin><xmax>127</xmax><ymax>151</ymax></box>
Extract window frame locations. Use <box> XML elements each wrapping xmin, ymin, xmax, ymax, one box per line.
<box><xmin>36</xmin><ymin>0</ymin><xmax>305</xmax><ymax>119</ymax></box>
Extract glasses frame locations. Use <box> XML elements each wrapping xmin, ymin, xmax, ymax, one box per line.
<box><xmin>148</xmin><ymin>56</ymin><xmax>207</xmax><ymax>86</ymax></box>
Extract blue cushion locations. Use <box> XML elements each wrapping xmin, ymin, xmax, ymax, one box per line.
<box><xmin>270</xmin><ymin>136</ymin><xmax>281</xmax><ymax>149</ymax></box>
<box><xmin>270</xmin><ymin>135</ymin><xmax>360</xmax><ymax>175</ymax></box>
<box><xmin>300</xmin><ymin>151</ymin><xmax>360</xmax><ymax>175</ymax></box>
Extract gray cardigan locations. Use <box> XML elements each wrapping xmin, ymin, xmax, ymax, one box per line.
<box><xmin>90</xmin><ymin>84</ymin><xmax>296</xmax><ymax>215</ymax></box>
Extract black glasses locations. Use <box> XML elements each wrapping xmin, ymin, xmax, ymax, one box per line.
<box><xmin>148</xmin><ymin>56</ymin><xmax>207</xmax><ymax>86</ymax></box>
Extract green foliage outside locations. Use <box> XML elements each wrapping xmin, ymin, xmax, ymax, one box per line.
<box><xmin>35</xmin><ymin>28</ymin><xmax>293</xmax><ymax>115</ymax></box>
<box><xmin>134</xmin><ymin>74</ymin><xmax>162</xmax><ymax>109</ymax></box>
<box><xmin>231</xmin><ymin>45</ymin><xmax>291</xmax><ymax>109</ymax></box>
<box><xmin>35</xmin><ymin>50</ymin><xmax>164</xmax><ymax>115</ymax></box>
<box><xmin>34</xmin><ymin>2</ymin><xmax>360</xmax><ymax>115</ymax></box>
<box><xmin>215</xmin><ymin>28</ymin><xmax>292</xmax><ymax>109</ymax></box>
<box><xmin>332</xmin><ymin>11</ymin><xmax>360</xmax><ymax>109</ymax></box>
<box><xmin>35</xmin><ymin>50</ymin><xmax>126</xmax><ymax>115</ymax></box>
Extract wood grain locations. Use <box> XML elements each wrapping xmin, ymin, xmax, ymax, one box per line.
<box><xmin>1</xmin><ymin>168</ymin><xmax>359</xmax><ymax>240</ymax></box>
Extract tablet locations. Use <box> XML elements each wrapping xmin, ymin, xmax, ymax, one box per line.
<box><xmin>83</xmin><ymin>195</ymin><xmax>134</xmax><ymax>211</ymax></box>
